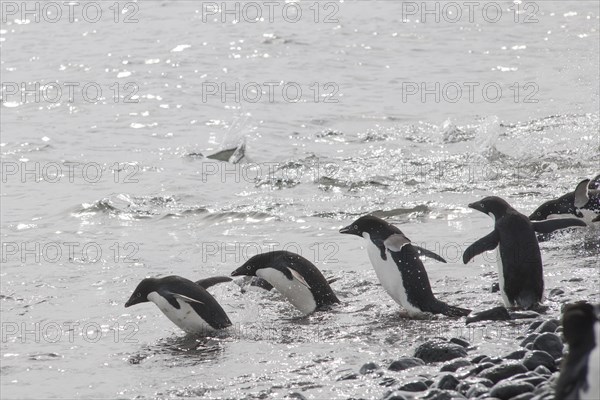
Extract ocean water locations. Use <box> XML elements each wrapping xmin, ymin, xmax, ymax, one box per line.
<box><xmin>1</xmin><ymin>1</ymin><xmax>599</xmax><ymax>399</ymax></box>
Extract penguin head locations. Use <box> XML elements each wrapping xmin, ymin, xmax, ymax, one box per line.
<box><xmin>339</xmin><ymin>215</ymin><xmax>397</xmax><ymax>240</ymax></box>
<box><xmin>125</xmin><ymin>278</ymin><xmax>156</xmax><ymax>307</ymax></box>
<box><xmin>231</xmin><ymin>252</ymin><xmax>277</xmax><ymax>277</ymax></box>
<box><xmin>562</xmin><ymin>301</ymin><xmax>598</xmax><ymax>349</ymax></box>
<box><xmin>468</xmin><ymin>196</ymin><xmax>511</xmax><ymax>220</ymax></box>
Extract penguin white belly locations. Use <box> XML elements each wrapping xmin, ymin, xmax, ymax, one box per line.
<box><xmin>580</xmin><ymin>322</ymin><xmax>600</xmax><ymax>400</ymax></box>
<box><xmin>147</xmin><ymin>292</ymin><xmax>215</xmax><ymax>334</ymax></box>
<box><xmin>364</xmin><ymin>240</ymin><xmax>422</xmax><ymax>316</ymax></box>
<box><xmin>256</xmin><ymin>268</ymin><xmax>317</xmax><ymax>315</ymax></box>
<box><xmin>496</xmin><ymin>247</ymin><xmax>512</xmax><ymax>307</ymax></box>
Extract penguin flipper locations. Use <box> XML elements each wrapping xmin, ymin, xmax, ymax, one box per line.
<box><xmin>195</xmin><ymin>276</ymin><xmax>233</xmax><ymax>289</ymax></box>
<box><xmin>574</xmin><ymin>179</ymin><xmax>591</xmax><ymax>208</ymax></box>
<box><xmin>413</xmin><ymin>246</ymin><xmax>447</xmax><ymax>263</ymax></box>
<box><xmin>532</xmin><ymin>218</ymin><xmax>587</xmax><ymax>233</ymax></box>
<box><xmin>463</xmin><ymin>230</ymin><xmax>499</xmax><ymax>264</ymax></box>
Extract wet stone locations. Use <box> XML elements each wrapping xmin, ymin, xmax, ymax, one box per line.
<box><xmin>533</xmin><ymin>365</ymin><xmax>552</xmax><ymax>376</ymax></box>
<box><xmin>470</xmin><ymin>355</ymin><xmax>488</xmax><ymax>364</ymax></box>
<box><xmin>527</xmin><ymin>320</ymin><xmax>544</xmax><ymax>332</ymax></box>
<box><xmin>469</xmin><ymin>362</ymin><xmax>495</xmax><ymax>375</ymax></box>
<box><xmin>505</xmin><ymin>349</ymin><xmax>528</xmax><ymax>360</ymax></box>
<box><xmin>465</xmin><ymin>383</ymin><xmax>489</xmax><ymax>398</ymax></box>
<box><xmin>423</xmin><ymin>389</ymin><xmax>465</xmax><ymax>400</ymax></box>
<box><xmin>449</xmin><ymin>338</ymin><xmax>470</xmax><ymax>348</ymax></box>
<box><xmin>523</xmin><ymin>351</ymin><xmax>555</xmax><ymax>371</ymax></box>
<box><xmin>398</xmin><ymin>380</ymin><xmax>429</xmax><ymax>392</ymax></box>
<box><xmin>379</xmin><ymin>377</ymin><xmax>397</xmax><ymax>387</ymax></box>
<box><xmin>381</xmin><ymin>391</ymin><xmax>408</xmax><ymax>400</ymax></box>
<box><xmin>388</xmin><ymin>357</ymin><xmax>425</xmax><ymax>371</ymax></box>
<box><xmin>440</xmin><ymin>358</ymin><xmax>472</xmax><ymax>372</ymax></box>
<box><xmin>478</xmin><ymin>361</ymin><xmax>529</xmax><ymax>384</ymax></box>
<box><xmin>360</xmin><ymin>362</ymin><xmax>379</xmax><ymax>375</ymax></box>
<box><xmin>489</xmin><ymin>380</ymin><xmax>535</xmax><ymax>400</ymax></box>
<box><xmin>434</xmin><ymin>374</ymin><xmax>460</xmax><ymax>391</ymax></box>
<box><xmin>532</xmin><ymin>333</ymin><xmax>563</xmax><ymax>359</ymax></box>
<box><xmin>414</xmin><ymin>341</ymin><xmax>468</xmax><ymax>363</ymax></box>
<box><xmin>548</xmin><ymin>288</ymin><xmax>564</xmax><ymax>297</ymax></box>
<box><xmin>337</xmin><ymin>372</ymin><xmax>358</xmax><ymax>381</ymax></box>
<box><xmin>533</xmin><ymin>320</ymin><xmax>559</xmax><ymax>334</ymax></box>
<box><xmin>520</xmin><ymin>333</ymin><xmax>539</xmax><ymax>347</ymax></box>
<box><xmin>511</xmin><ymin>393</ymin><xmax>534</xmax><ymax>400</ymax></box>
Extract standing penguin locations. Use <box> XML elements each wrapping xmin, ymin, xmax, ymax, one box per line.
<box><xmin>463</xmin><ymin>196</ymin><xmax>587</xmax><ymax>309</ymax></box>
<box><xmin>231</xmin><ymin>250</ymin><xmax>339</xmax><ymax>315</ymax></box>
<box><xmin>339</xmin><ymin>215</ymin><xmax>470</xmax><ymax>318</ymax></box>
<box><xmin>555</xmin><ymin>302</ymin><xmax>600</xmax><ymax>400</ymax></box>
<box><xmin>125</xmin><ymin>275</ymin><xmax>232</xmax><ymax>334</ymax></box>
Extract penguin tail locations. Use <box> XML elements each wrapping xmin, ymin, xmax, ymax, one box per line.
<box><xmin>433</xmin><ymin>301</ymin><xmax>471</xmax><ymax>317</ymax></box>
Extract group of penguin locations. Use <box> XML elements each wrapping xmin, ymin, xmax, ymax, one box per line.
<box><xmin>125</xmin><ymin>174</ymin><xmax>599</xmax><ymax>399</ymax></box>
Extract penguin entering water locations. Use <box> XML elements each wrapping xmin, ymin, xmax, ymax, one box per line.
<box><xmin>231</xmin><ymin>251</ymin><xmax>339</xmax><ymax>315</ymax></box>
<box><xmin>340</xmin><ymin>215</ymin><xmax>470</xmax><ymax>318</ymax></box>
<box><xmin>125</xmin><ymin>275</ymin><xmax>232</xmax><ymax>334</ymax></box>
<box><xmin>464</xmin><ymin>196</ymin><xmax>587</xmax><ymax>309</ymax></box>
<box><xmin>530</xmin><ymin>175</ymin><xmax>600</xmax><ymax>225</ymax></box>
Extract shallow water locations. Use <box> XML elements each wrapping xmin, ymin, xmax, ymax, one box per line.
<box><xmin>1</xmin><ymin>1</ymin><xmax>599</xmax><ymax>399</ymax></box>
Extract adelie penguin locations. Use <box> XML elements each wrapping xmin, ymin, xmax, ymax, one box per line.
<box><xmin>530</xmin><ymin>175</ymin><xmax>600</xmax><ymax>225</ymax></box>
<box><xmin>125</xmin><ymin>275</ymin><xmax>232</xmax><ymax>334</ymax></box>
<box><xmin>555</xmin><ymin>302</ymin><xmax>600</xmax><ymax>400</ymax></box>
<box><xmin>231</xmin><ymin>250</ymin><xmax>340</xmax><ymax>315</ymax></box>
<box><xmin>463</xmin><ymin>196</ymin><xmax>587</xmax><ymax>310</ymax></box>
<box><xmin>339</xmin><ymin>215</ymin><xmax>470</xmax><ymax>318</ymax></box>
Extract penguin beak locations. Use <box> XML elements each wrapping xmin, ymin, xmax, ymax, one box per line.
<box><xmin>467</xmin><ymin>202</ymin><xmax>485</xmax><ymax>213</ymax></box>
<box><xmin>124</xmin><ymin>294</ymin><xmax>142</xmax><ymax>308</ymax></box>
<box><xmin>231</xmin><ymin>265</ymin><xmax>250</xmax><ymax>277</ymax></box>
<box><xmin>339</xmin><ymin>224</ymin><xmax>357</xmax><ymax>235</ymax></box>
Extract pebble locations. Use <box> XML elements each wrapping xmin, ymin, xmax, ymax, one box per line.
<box><xmin>434</xmin><ymin>374</ymin><xmax>460</xmax><ymax>391</ymax></box>
<box><xmin>520</xmin><ymin>333</ymin><xmax>540</xmax><ymax>347</ymax></box>
<box><xmin>511</xmin><ymin>393</ymin><xmax>534</xmax><ymax>400</ymax></box>
<box><xmin>466</xmin><ymin>306</ymin><xmax>511</xmax><ymax>324</ymax></box>
<box><xmin>532</xmin><ymin>333</ymin><xmax>563</xmax><ymax>359</ymax></box>
<box><xmin>489</xmin><ymin>380</ymin><xmax>535</xmax><ymax>399</ymax></box>
<box><xmin>381</xmin><ymin>391</ymin><xmax>408</xmax><ymax>400</ymax></box>
<box><xmin>388</xmin><ymin>357</ymin><xmax>425</xmax><ymax>371</ymax></box>
<box><xmin>440</xmin><ymin>358</ymin><xmax>472</xmax><ymax>372</ymax></box>
<box><xmin>505</xmin><ymin>349</ymin><xmax>528</xmax><ymax>360</ymax></box>
<box><xmin>533</xmin><ymin>320</ymin><xmax>559</xmax><ymax>334</ymax></box>
<box><xmin>423</xmin><ymin>388</ymin><xmax>465</xmax><ymax>399</ymax></box>
<box><xmin>398</xmin><ymin>380</ymin><xmax>429</xmax><ymax>392</ymax></box>
<box><xmin>548</xmin><ymin>288</ymin><xmax>564</xmax><ymax>297</ymax></box>
<box><xmin>414</xmin><ymin>341</ymin><xmax>468</xmax><ymax>363</ymax></box>
<box><xmin>522</xmin><ymin>351</ymin><xmax>556</xmax><ymax>371</ymax></box>
<box><xmin>379</xmin><ymin>377</ymin><xmax>396</xmax><ymax>387</ymax></box>
<box><xmin>533</xmin><ymin>365</ymin><xmax>552</xmax><ymax>376</ymax></box>
<box><xmin>478</xmin><ymin>361</ymin><xmax>529</xmax><ymax>383</ymax></box>
<box><xmin>336</xmin><ymin>372</ymin><xmax>358</xmax><ymax>381</ymax></box>
<box><xmin>465</xmin><ymin>383</ymin><xmax>489</xmax><ymax>398</ymax></box>
<box><xmin>470</xmin><ymin>355</ymin><xmax>489</xmax><ymax>364</ymax></box>
<box><xmin>449</xmin><ymin>338</ymin><xmax>470</xmax><ymax>348</ymax></box>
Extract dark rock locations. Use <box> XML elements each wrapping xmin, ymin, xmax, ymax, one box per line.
<box><xmin>423</xmin><ymin>388</ymin><xmax>465</xmax><ymax>400</ymax></box>
<box><xmin>288</xmin><ymin>392</ymin><xmax>308</xmax><ymax>400</ymax></box>
<box><xmin>477</xmin><ymin>356</ymin><xmax>493</xmax><ymax>364</ymax></box>
<box><xmin>449</xmin><ymin>338</ymin><xmax>470</xmax><ymax>348</ymax></box>
<box><xmin>337</xmin><ymin>372</ymin><xmax>358</xmax><ymax>381</ymax></box>
<box><xmin>424</xmin><ymin>379</ymin><xmax>434</xmax><ymax>387</ymax></box>
<box><xmin>532</xmin><ymin>333</ymin><xmax>563</xmax><ymax>359</ymax></box>
<box><xmin>520</xmin><ymin>376</ymin><xmax>547</xmax><ymax>387</ymax></box>
<box><xmin>490</xmin><ymin>380</ymin><xmax>535</xmax><ymax>400</ymax></box>
<box><xmin>434</xmin><ymin>374</ymin><xmax>460</xmax><ymax>390</ymax></box>
<box><xmin>525</xmin><ymin>343</ymin><xmax>534</xmax><ymax>350</ymax></box>
<box><xmin>478</xmin><ymin>361</ymin><xmax>529</xmax><ymax>383</ymax></box>
<box><xmin>465</xmin><ymin>383</ymin><xmax>489</xmax><ymax>398</ymax></box>
<box><xmin>440</xmin><ymin>358</ymin><xmax>472</xmax><ymax>372</ymax></box>
<box><xmin>381</xmin><ymin>391</ymin><xmax>408</xmax><ymax>400</ymax></box>
<box><xmin>398</xmin><ymin>380</ymin><xmax>428</xmax><ymax>392</ymax></box>
<box><xmin>511</xmin><ymin>393</ymin><xmax>534</xmax><ymax>400</ymax></box>
<box><xmin>533</xmin><ymin>320</ymin><xmax>559</xmax><ymax>334</ymax></box>
<box><xmin>548</xmin><ymin>288</ymin><xmax>564</xmax><ymax>297</ymax></box>
<box><xmin>527</xmin><ymin>320</ymin><xmax>544</xmax><ymax>332</ymax></box>
<box><xmin>388</xmin><ymin>357</ymin><xmax>425</xmax><ymax>371</ymax></box>
<box><xmin>491</xmin><ymin>282</ymin><xmax>500</xmax><ymax>292</ymax></box>
<box><xmin>466</xmin><ymin>306</ymin><xmax>510</xmax><ymax>324</ymax></box>
<box><xmin>379</xmin><ymin>377</ymin><xmax>396</xmax><ymax>387</ymax></box>
<box><xmin>360</xmin><ymin>362</ymin><xmax>379</xmax><ymax>374</ymax></box>
<box><xmin>470</xmin><ymin>355</ymin><xmax>488</xmax><ymax>364</ymax></box>
<box><xmin>414</xmin><ymin>341</ymin><xmax>468</xmax><ymax>363</ymax></box>
<box><xmin>456</xmin><ymin>378</ymin><xmax>494</xmax><ymax>395</ymax></box>
<box><xmin>520</xmin><ymin>333</ymin><xmax>539</xmax><ymax>347</ymax></box>
<box><xmin>505</xmin><ymin>349</ymin><xmax>528</xmax><ymax>360</ymax></box>
<box><xmin>523</xmin><ymin>351</ymin><xmax>555</xmax><ymax>371</ymax></box>
<box><xmin>469</xmin><ymin>362</ymin><xmax>495</xmax><ymax>375</ymax></box>
<box><xmin>533</xmin><ymin>365</ymin><xmax>551</xmax><ymax>376</ymax></box>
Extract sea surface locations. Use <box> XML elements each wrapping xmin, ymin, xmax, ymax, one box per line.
<box><xmin>1</xmin><ymin>1</ymin><xmax>599</xmax><ymax>399</ymax></box>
